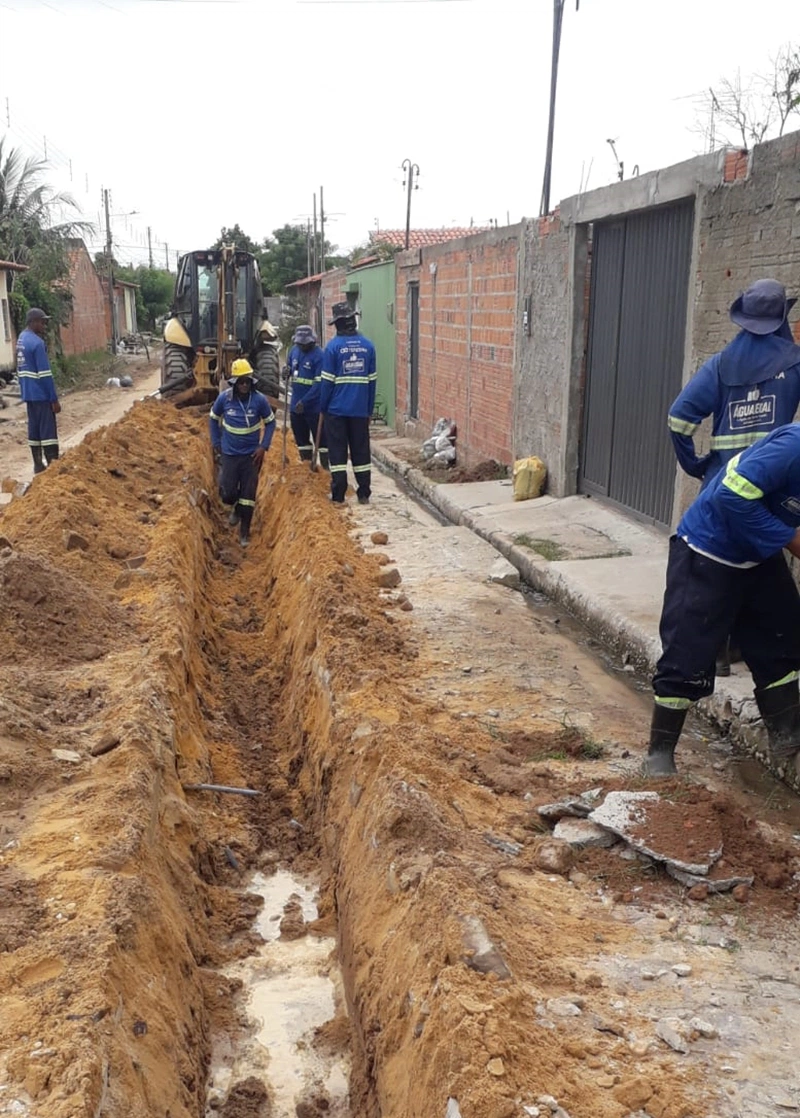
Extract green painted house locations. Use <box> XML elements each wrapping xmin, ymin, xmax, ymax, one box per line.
<box><xmin>344</xmin><ymin>259</ymin><xmax>396</xmax><ymax>427</ymax></box>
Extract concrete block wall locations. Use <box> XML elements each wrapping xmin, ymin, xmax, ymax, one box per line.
<box><xmin>395</xmin><ymin>227</ymin><xmax>521</xmax><ymax>466</ymax></box>
<box><xmin>61</xmin><ymin>246</ymin><xmax>108</xmax><ymax>357</ymax></box>
<box><xmin>513</xmin><ymin>214</ymin><xmax>589</xmax><ymax>496</ymax></box>
<box><xmin>320</xmin><ymin>268</ymin><xmax>348</xmax><ymax>342</ymax></box>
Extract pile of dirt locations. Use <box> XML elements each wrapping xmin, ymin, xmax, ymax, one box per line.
<box><xmin>424</xmin><ymin>457</ymin><xmax>509</xmax><ymax>483</ymax></box>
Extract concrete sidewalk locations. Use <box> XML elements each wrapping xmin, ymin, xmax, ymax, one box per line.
<box><xmin>371</xmin><ymin>435</ymin><xmax>786</xmax><ymax>781</ymax></box>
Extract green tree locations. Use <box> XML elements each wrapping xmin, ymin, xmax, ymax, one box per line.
<box><xmin>116</xmin><ymin>264</ymin><xmax>174</xmax><ymax>331</ymax></box>
<box><xmin>212</xmin><ymin>224</ymin><xmax>261</xmax><ymax>255</ymax></box>
<box><xmin>260</xmin><ymin>224</ymin><xmax>340</xmax><ymax>294</ymax></box>
<box><xmin>0</xmin><ymin>136</ymin><xmax>92</xmax><ymax>337</ymax></box>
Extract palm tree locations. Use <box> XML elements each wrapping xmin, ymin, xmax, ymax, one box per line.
<box><xmin>0</xmin><ymin>137</ymin><xmax>91</xmax><ymax>266</ymax></box>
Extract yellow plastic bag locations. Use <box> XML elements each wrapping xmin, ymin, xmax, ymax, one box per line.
<box><xmin>512</xmin><ymin>456</ymin><xmax>546</xmax><ymax>502</ymax></box>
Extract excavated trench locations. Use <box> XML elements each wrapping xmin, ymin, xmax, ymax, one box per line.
<box><xmin>4</xmin><ymin>401</ymin><xmax>800</xmax><ymax>1118</ymax></box>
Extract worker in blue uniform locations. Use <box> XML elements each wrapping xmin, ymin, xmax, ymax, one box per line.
<box><xmin>15</xmin><ymin>307</ymin><xmax>60</xmax><ymax>474</ymax></box>
<box><xmin>645</xmin><ymin>423</ymin><xmax>800</xmax><ymax>778</ymax></box>
<box><xmin>285</xmin><ymin>325</ymin><xmax>328</xmax><ymax>469</ymax></box>
<box><xmin>667</xmin><ymin>279</ymin><xmax>800</xmax><ymax>675</ymax></box>
<box><xmin>209</xmin><ymin>358</ymin><xmax>275</xmax><ymax>547</ymax></box>
<box><xmin>319</xmin><ymin>302</ymin><xmax>377</xmax><ymax>504</ymax></box>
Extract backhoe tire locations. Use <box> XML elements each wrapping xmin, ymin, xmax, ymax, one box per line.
<box><xmin>160</xmin><ymin>343</ymin><xmax>194</xmax><ymax>397</ymax></box>
<box><xmin>254</xmin><ymin>345</ymin><xmax>280</xmax><ymax>401</ymax></box>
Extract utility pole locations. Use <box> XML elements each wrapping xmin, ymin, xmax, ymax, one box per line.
<box><xmin>147</xmin><ymin>227</ymin><xmax>154</xmax><ymax>270</ymax></box>
<box><xmin>104</xmin><ymin>189</ymin><xmax>117</xmax><ymax>356</ymax></box>
<box><xmin>402</xmin><ymin>159</ymin><xmax>419</xmax><ymax>250</ymax></box>
<box><xmin>312</xmin><ymin>193</ymin><xmax>319</xmax><ymax>275</ymax></box>
<box><xmin>306</xmin><ymin>219</ymin><xmax>312</xmax><ymax>278</ymax></box>
<box><xmin>320</xmin><ymin>185</ymin><xmax>326</xmax><ymax>274</ymax></box>
<box><xmin>540</xmin><ymin>0</ymin><xmax>580</xmax><ymax>217</ymax></box>
<box><xmin>165</xmin><ymin>243</ymin><xmax>169</xmax><ymax>270</ymax></box>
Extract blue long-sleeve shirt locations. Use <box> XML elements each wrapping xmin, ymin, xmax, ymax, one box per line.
<box><xmin>319</xmin><ymin>332</ymin><xmax>377</xmax><ymax>418</ymax></box>
<box><xmin>16</xmin><ymin>328</ymin><xmax>58</xmax><ymax>403</ymax></box>
<box><xmin>287</xmin><ymin>344</ymin><xmax>324</xmax><ymax>413</ymax></box>
<box><xmin>209</xmin><ymin>388</ymin><xmax>275</xmax><ymax>455</ymax></box>
<box><xmin>678</xmin><ymin>423</ymin><xmax>800</xmax><ymax>566</ymax></box>
<box><xmin>668</xmin><ymin>331</ymin><xmax>800</xmax><ymax>488</ymax></box>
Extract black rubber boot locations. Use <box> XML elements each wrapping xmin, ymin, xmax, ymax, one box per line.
<box><xmin>642</xmin><ymin>703</ymin><xmax>688</xmax><ymax>776</ymax></box>
<box><xmin>31</xmin><ymin>447</ymin><xmax>45</xmax><ymax>474</ymax></box>
<box><xmin>228</xmin><ymin>504</ymin><xmax>240</xmax><ymax>527</ymax></box>
<box><xmin>319</xmin><ymin>449</ymin><xmax>329</xmax><ymax>472</ymax></box>
<box><xmin>44</xmin><ymin>445</ymin><xmax>59</xmax><ymax>465</ymax></box>
<box><xmin>238</xmin><ymin>506</ymin><xmax>253</xmax><ymax>548</ymax></box>
<box><xmin>754</xmin><ymin>679</ymin><xmax>800</xmax><ymax>765</ymax></box>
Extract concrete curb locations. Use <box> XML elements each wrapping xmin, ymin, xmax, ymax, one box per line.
<box><xmin>372</xmin><ymin>442</ymin><xmax>800</xmax><ymax>794</ymax></box>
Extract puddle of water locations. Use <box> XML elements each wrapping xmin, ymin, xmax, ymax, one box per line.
<box><xmin>206</xmin><ymin>869</ymin><xmax>350</xmax><ymax>1117</ymax></box>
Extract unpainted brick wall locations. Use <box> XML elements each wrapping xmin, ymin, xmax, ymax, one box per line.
<box><xmin>320</xmin><ymin>269</ymin><xmax>348</xmax><ymax>342</ymax></box>
<box><xmin>61</xmin><ymin>246</ymin><xmax>108</xmax><ymax>356</ymax></box>
<box><xmin>394</xmin><ymin>228</ymin><xmax>521</xmax><ymax>466</ymax></box>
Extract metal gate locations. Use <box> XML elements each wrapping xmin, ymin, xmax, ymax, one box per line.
<box><xmin>580</xmin><ymin>200</ymin><xmax>694</xmax><ymax>526</ymax></box>
<box><xmin>408</xmin><ymin>283</ymin><xmax>420</xmax><ymax>419</ymax></box>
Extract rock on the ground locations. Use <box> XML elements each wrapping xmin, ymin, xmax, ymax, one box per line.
<box><xmin>90</xmin><ymin>733</ymin><xmax>121</xmax><ymax>758</ymax></box>
<box><xmin>459</xmin><ymin>914</ymin><xmax>511</xmax><ymax>980</ymax></box>
<box><xmin>400</xmin><ymin>599</ymin><xmax>414</xmax><ymax>611</ymax></box>
<box><xmin>536</xmin><ymin>1096</ymin><xmax>560</xmax><ymax>1113</ymax></box>
<box><xmin>371</xmin><ymin>531</ymin><xmax>389</xmax><ymax>545</ymax></box>
<box><xmin>377</xmin><ymin>567</ymin><xmax>402</xmax><ymax>589</ymax></box>
<box><xmin>672</xmin><ymin>964</ymin><xmax>692</xmax><ymax>978</ymax></box>
<box><xmin>732</xmin><ymin>883</ymin><xmax>751</xmax><ymax>904</ymax></box>
<box><xmin>486</xmin><ymin>1057</ymin><xmax>505</xmax><ymax>1076</ymax></box>
<box><xmin>553</xmin><ymin>818</ymin><xmax>617</xmax><ymax>848</ymax></box>
<box><xmin>52</xmin><ymin>749</ymin><xmax>82</xmax><ymax>764</ymax></box>
<box><xmin>687</xmin><ymin>883</ymin><xmax>709</xmax><ymax>901</ymax></box>
<box><xmin>546</xmin><ymin>997</ymin><xmax>582</xmax><ymax>1017</ymax></box>
<box><xmin>446</xmin><ymin>1100</ymin><xmax>463</xmax><ymax>1118</ymax></box>
<box><xmin>689</xmin><ymin>1017</ymin><xmax>718</xmax><ymax>1039</ymax></box>
<box><xmin>488</xmin><ymin>557</ymin><xmax>521</xmax><ymax>590</ymax></box>
<box><xmin>534</xmin><ymin>838</ymin><xmax>574</xmax><ymax>875</ymax></box>
<box><xmin>64</xmin><ymin>531</ymin><xmax>89</xmax><ymax>552</ymax></box>
<box><xmin>655</xmin><ymin>1017</ymin><xmax>689</xmax><ymax>1054</ymax></box>
<box><xmin>279</xmin><ymin>896</ymin><xmax>307</xmax><ymax>940</ymax></box>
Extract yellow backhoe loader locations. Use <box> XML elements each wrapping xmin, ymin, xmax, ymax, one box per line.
<box><xmin>160</xmin><ymin>245</ymin><xmax>281</xmax><ymax>407</ymax></box>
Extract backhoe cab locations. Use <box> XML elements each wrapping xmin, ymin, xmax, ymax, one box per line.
<box><xmin>160</xmin><ymin>245</ymin><xmax>281</xmax><ymax>407</ymax></box>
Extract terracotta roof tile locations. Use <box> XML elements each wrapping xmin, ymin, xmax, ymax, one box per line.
<box><xmin>369</xmin><ymin>228</ymin><xmax>491</xmax><ymax>249</ymax></box>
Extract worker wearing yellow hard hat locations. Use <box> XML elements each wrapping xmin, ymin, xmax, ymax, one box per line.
<box><xmin>209</xmin><ymin>357</ymin><xmax>276</xmax><ymax>547</ymax></box>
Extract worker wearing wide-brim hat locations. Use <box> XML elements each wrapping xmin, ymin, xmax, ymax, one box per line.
<box><xmin>209</xmin><ymin>359</ymin><xmax>276</xmax><ymax>547</ymax></box>
<box><xmin>667</xmin><ymin>278</ymin><xmax>800</xmax><ymax>676</ymax></box>
<box><xmin>319</xmin><ymin>302</ymin><xmax>377</xmax><ymax>504</ymax></box>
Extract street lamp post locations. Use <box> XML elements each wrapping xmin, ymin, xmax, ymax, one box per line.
<box><xmin>402</xmin><ymin>159</ymin><xmax>420</xmax><ymax>250</ymax></box>
<box><xmin>540</xmin><ymin>0</ymin><xmax>580</xmax><ymax>217</ymax></box>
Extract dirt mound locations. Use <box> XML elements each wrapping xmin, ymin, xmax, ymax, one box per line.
<box><xmin>424</xmin><ymin>457</ymin><xmax>509</xmax><ymax>483</ymax></box>
<box><xmin>0</xmin><ymin>548</ymin><xmax>130</xmax><ymax>665</ymax></box>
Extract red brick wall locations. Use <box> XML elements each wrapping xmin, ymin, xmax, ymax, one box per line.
<box><xmin>319</xmin><ymin>269</ymin><xmax>348</xmax><ymax>342</ymax></box>
<box><xmin>395</xmin><ymin>228</ymin><xmax>521</xmax><ymax>466</ymax></box>
<box><xmin>62</xmin><ymin>246</ymin><xmax>108</xmax><ymax>356</ymax></box>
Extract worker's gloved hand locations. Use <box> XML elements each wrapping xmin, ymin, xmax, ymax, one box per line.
<box><xmin>51</xmin><ymin>401</ymin><xmax>61</xmax><ymax>414</ymax></box>
<box><xmin>252</xmin><ymin>447</ymin><xmax>266</xmax><ymax>468</ymax></box>
<box><xmin>293</xmin><ymin>400</ymin><xmax>304</xmax><ymax>415</ymax></box>
<box><xmin>212</xmin><ymin>447</ymin><xmax>221</xmax><ymax>466</ymax></box>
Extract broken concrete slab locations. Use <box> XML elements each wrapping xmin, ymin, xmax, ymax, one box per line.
<box><xmin>553</xmin><ymin>818</ymin><xmax>617</xmax><ymax>848</ymax></box>
<box><xmin>459</xmin><ymin>915</ymin><xmax>511</xmax><ymax>980</ymax></box>
<box><xmin>665</xmin><ymin>863</ymin><xmax>755</xmax><ymax>894</ymax></box>
<box><xmin>537</xmin><ymin>798</ymin><xmax>593</xmax><ymax>822</ymax></box>
<box><xmin>589</xmin><ymin>791</ymin><xmax>723</xmax><ymax>877</ymax></box>
<box><xmin>488</xmin><ymin>556</ymin><xmax>521</xmax><ymax>590</ymax></box>
<box><xmin>655</xmin><ymin>1017</ymin><xmax>689</xmax><ymax>1054</ymax></box>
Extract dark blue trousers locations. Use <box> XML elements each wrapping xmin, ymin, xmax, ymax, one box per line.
<box><xmin>654</xmin><ymin>536</ymin><xmax>800</xmax><ymax>702</ymax></box>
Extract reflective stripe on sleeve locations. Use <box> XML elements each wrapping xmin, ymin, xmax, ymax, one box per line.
<box><xmin>721</xmin><ymin>454</ymin><xmax>764</xmax><ymax>501</ymax></box>
<box><xmin>667</xmin><ymin>415</ymin><xmax>698</xmax><ymax>436</ymax></box>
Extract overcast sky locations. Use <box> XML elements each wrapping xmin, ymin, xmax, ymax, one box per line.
<box><xmin>0</xmin><ymin>0</ymin><xmax>796</xmax><ymax>268</ymax></box>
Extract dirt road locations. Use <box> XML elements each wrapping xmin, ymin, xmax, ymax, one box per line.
<box><xmin>0</xmin><ymin>404</ymin><xmax>798</xmax><ymax>1118</ymax></box>
<box><xmin>0</xmin><ymin>358</ymin><xmax>160</xmax><ymax>489</ymax></box>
